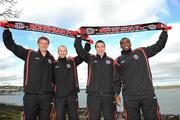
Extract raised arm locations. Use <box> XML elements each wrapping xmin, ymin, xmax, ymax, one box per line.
<box><xmin>3</xmin><ymin>29</ymin><xmax>29</xmax><ymax>61</ymax></box>
<box><xmin>73</xmin><ymin>42</ymin><xmax>91</xmax><ymax>66</ymax></box>
<box><xmin>143</xmin><ymin>30</ymin><xmax>168</xmax><ymax>58</ymax></box>
<box><xmin>74</xmin><ymin>36</ymin><xmax>91</xmax><ymax>63</ymax></box>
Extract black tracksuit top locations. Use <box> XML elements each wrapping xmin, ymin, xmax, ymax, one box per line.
<box><xmin>115</xmin><ymin>31</ymin><xmax>168</xmax><ymax>96</ymax></box>
<box><xmin>74</xmin><ymin>38</ymin><xmax>118</xmax><ymax>95</ymax></box>
<box><xmin>3</xmin><ymin>30</ymin><xmax>55</xmax><ymax>93</ymax></box>
<box><xmin>53</xmin><ymin>57</ymin><xmax>82</xmax><ymax>98</ymax></box>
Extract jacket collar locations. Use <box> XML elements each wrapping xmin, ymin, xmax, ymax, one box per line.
<box><xmin>121</xmin><ymin>49</ymin><xmax>132</xmax><ymax>55</ymax></box>
<box><xmin>38</xmin><ymin>49</ymin><xmax>50</xmax><ymax>58</ymax></box>
<box><xmin>58</xmin><ymin>57</ymin><xmax>67</xmax><ymax>62</ymax></box>
<box><xmin>96</xmin><ymin>52</ymin><xmax>107</xmax><ymax>59</ymax></box>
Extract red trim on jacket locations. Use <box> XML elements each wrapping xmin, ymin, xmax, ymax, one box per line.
<box><xmin>25</xmin><ymin>50</ymin><xmax>31</xmax><ymax>86</ymax></box>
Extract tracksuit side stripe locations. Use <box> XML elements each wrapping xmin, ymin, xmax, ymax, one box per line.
<box><xmin>136</xmin><ymin>48</ymin><xmax>152</xmax><ymax>80</ymax></box>
<box><xmin>87</xmin><ymin>64</ymin><xmax>92</xmax><ymax>86</ymax></box>
<box><xmin>25</xmin><ymin>50</ymin><xmax>31</xmax><ymax>86</ymax></box>
<box><xmin>124</xmin><ymin>108</ymin><xmax>128</xmax><ymax>120</ymax></box>
<box><xmin>50</xmin><ymin>106</ymin><xmax>54</xmax><ymax>120</ymax></box>
<box><xmin>157</xmin><ymin>104</ymin><xmax>161</xmax><ymax>120</ymax></box>
<box><xmin>69</xmin><ymin>57</ymin><xmax>79</xmax><ymax>87</ymax></box>
<box><xmin>114</xmin><ymin>111</ymin><xmax>117</xmax><ymax>120</ymax></box>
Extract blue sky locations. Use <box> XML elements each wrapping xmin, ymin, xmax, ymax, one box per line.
<box><xmin>0</xmin><ymin>0</ymin><xmax>180</xmax><ymax>88</ymax></box>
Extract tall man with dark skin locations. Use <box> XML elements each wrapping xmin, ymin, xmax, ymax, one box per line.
<box><xmin>115</xmin><ymin>29</ymin><xmax>168</xmax><ymax>120</ymax></box>
<box><xmin>3</xmin><ymin>26</ymin><xmax>54</xmax><ymax>120</ymax></box>
<box><xmin>74</xmin><ymin>35</ymin><xmax>120</xmax><ymax>120</ymax></box>
<box><xmin>53</xmin><ymin>44</ymin><xmax>90</xmax><ymax>120</ymax></box>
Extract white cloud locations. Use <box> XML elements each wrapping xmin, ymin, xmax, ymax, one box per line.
<box><xmin>1</xmin><ymin>0</ymin><xmax>179</xmax><ymax>87</ymax></box>
<box><xmin>6</xmin><ymin>0</ymin><xmax>169</xmax><ymax>28</ymax></box>
<box><xmin>141</xmin><ymin>22</ymin><xmax>180</xmax><ymax>63</ymax></box>
<box><xmin>0</xmin><ymin>79</ymin><xmax>23</xmax><ymax>86</ymax></box>
<box><xmin>140</xmin><ymin>22</ymin><xmax>180</xmax><ymax>85</ymax></box>
<box><xmin>0</xmin><ymin>40</ymin><xmax>24</xmax><ymax>86</ymax></box>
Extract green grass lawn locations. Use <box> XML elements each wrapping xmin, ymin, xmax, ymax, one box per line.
<box><xmin>0</xmin><ymin>104</ymin><xmax>22</xmax><ymax>120</ymax></box>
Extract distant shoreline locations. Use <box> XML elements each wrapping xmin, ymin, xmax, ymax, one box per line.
<box><xmin>154</xmin><ymin>85</ymin><xmax>180</xmax><ymax>89</ymax></box>
<box><xmin>0</xmin><ymin>85</ymin><xmax>180</xmax><ymax>93</ymax></box>
<box><xmin>1</xmin><ymin>87</ymin><xmax>180</xmax><ymax>116</ymax></box>
<box><xmin>1</xmin><ymin>85</ymin><xmax>180</xmax><ymax>88</ymax></box>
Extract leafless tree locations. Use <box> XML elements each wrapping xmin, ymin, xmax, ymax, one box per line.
<box><xmin>0</xmin><ymin>0</ymin><xmax>22</xmax><ymax>18</ymax></box>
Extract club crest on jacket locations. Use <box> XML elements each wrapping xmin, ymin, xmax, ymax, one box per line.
<box><xmin>48</xmin><ymin>59</ymin><xmax>52</xmax><ymax>64</ymax></box>
<box><xmin>133</xmin><ymin>54</ymin><xmax>139</xmax><ymax>60</ymax></box>
<box><xmin>106</xmin><ymin>60</ymin><xmax>111</xmax><ymax>64</ymax></box>
<box><xmin>66</xmin><ymin>64</ymin><xmax>71</xmax><ymax>68</ymax></box>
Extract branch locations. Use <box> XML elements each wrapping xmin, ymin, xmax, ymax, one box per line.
<box><xmin>0</xmin><ymin>0</ymin><xmax>17</xmax><ymax>6</ymax></box>
<box><xmin>0</xmin><ymin>6</ymin><xmax>22</xmax><ymax>18</ymax></box>
<box><xmin>0</xmin><ymin>0</ymin><xmax>22</xmax><ymax>18</ymax></box>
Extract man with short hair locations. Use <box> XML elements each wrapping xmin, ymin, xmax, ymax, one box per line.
<box><xmin>3</xmin><ymin>27</ymin><xmax>54</xmax><ymax>120</ymax></box>
<box><xmin>53</xmin><ymin>44</ymin><xmax>90</xmax><ymax>120</ymax></box>
<box><xmin>74</xmin><ymin>36</ymin><xmax>119</xmax><ymax>120</ymax></box>
<box><xmin>115</xmin><ymin>29</ymin><xmax>168</xmax><ymax>120</ymax></box>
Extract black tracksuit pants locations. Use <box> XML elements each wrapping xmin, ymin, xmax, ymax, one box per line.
<box><xmin>87</xmin><ymin>94</ymin><xmax>116</xmax><ymax>120</ymax></box>
<box><xmin>123</xmin><ymin>92</ymin><xmax>161</xmax><ymax>120</ymax></box>
<box><xmin>54</xmin><ymin>94</ymin><xmax>79</xmax><ymax>120</ymax></box>
<box><xmin>23</xmin><ymin>93</ymin><xmax>54</xmax><ymax>120</ymax></box>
